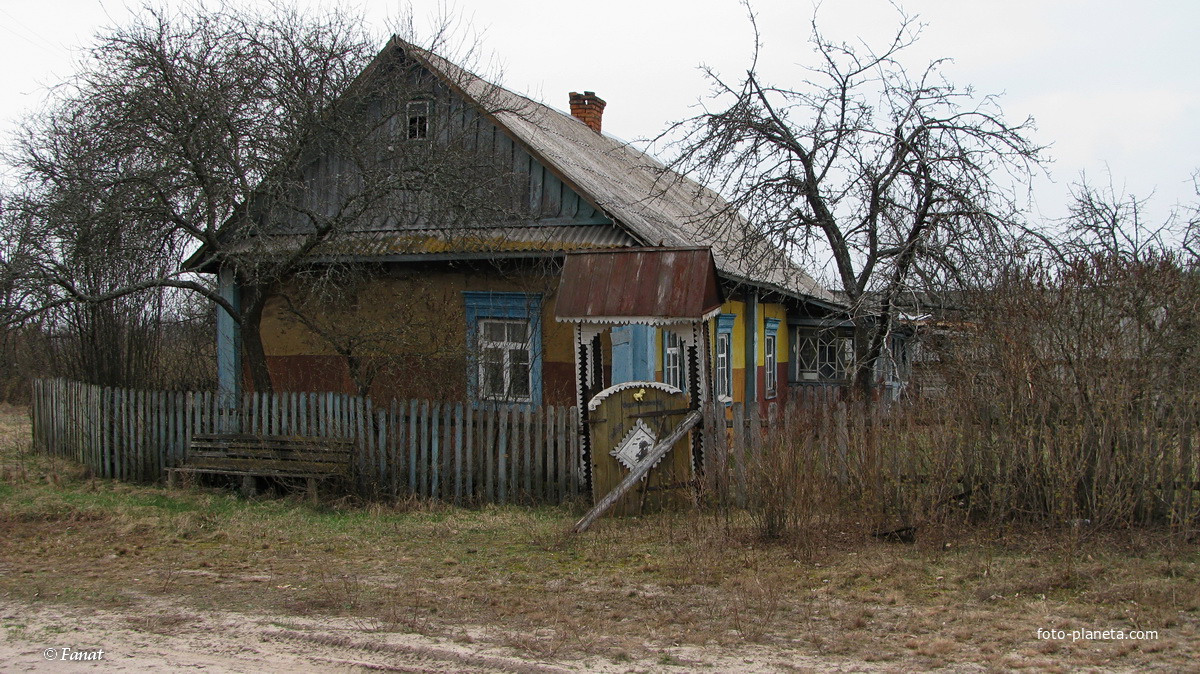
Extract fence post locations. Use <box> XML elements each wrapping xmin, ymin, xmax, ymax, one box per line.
<box><xmin>390</xmin><ymin>399</ymin><xmax>402</xmax><ymax>497</ymax></box>
<box><xmin>377</xmin><ymin>408</ymin><xmax>388</xmax><ymax>496</ymax></box>
<box><xmin>484</xmin><ymin>404</ymin><xmax>496</xmax><ymax>502</ymax></box>
<box><xmin>453</xmin><ymin>403</ymin><xmax>464</xmax><ymax>505</ymax></box>
<box><xmin>497</xmin><ymin>405</ymin><xmax>510</xmax><ymax>505</ymax></box>
<box><xmin>533</xmin><ymin>406</ymin><xmax>545</xmax><ymax>502</ymax></box>
<box><xmin>419</xmin><ymin>400</ymin><xmax>431</xmax><ymax>498</ymax></box>
<box><xmin>566</xmin><ymin>407</ymin><xmax>578</xmax><ymax>498</ymax></box>
<box><xmin>732</xmin><ymin>403</ymin><xmax>747</xmax><ymax>507</ymax></box>
<box><xmin>834</xmin><ymin>399</ymin><xmax>849</xmax><ymax>486</ymax></box>
<box><xmin>465</xmin><ymin>403</ymin><xmax>475</xmax><ymax>503</ymax></box>
<box><xmin>407</xmin><ymin>399</ymin><xmax>418</xmax><ymax>495</ymax></box>
<box><xmin>430</xmin><ymin>401</ymin><xmax>441</xmax><ymax>499</ymax></box>
<box><xmin>360</xmin><ymin>396</ymin><xmax>372</xmax><ymax>495</ymax></box>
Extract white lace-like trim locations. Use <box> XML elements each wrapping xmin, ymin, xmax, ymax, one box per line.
<box><xmin>586</xmin><ymin>381</ymin><xmax>683</xmax><ymax>412</ymax></box>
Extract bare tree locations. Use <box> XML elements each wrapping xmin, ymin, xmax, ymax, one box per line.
<box><xmin>1187</xmin><ymin>172</ymin><xmax>1200</xmax><ymax>261</ymax></box>
<box><xmin>1</xmin><ymin>3</ymin><xmax>378</xmax><ymax>390</ymax></box>
<box><xmin>3</xmin><ymin>3</ymin><xmax>527</xmax><ymax>393</ymax></box>
<box><xmin>662</xmin><ymin>6</ymin><xmax>1043</xmax><ymax>395</ymax></box>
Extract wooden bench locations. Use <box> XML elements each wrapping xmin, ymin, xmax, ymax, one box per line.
<box><xmin>167</xmin><ymin>433</ymin><xmax>354</xmax><ymax>500</ymax></box>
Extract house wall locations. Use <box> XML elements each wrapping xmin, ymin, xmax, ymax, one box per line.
<box><xmin>757</xmin><ymin>302</ymin><xmax>790</xmax><ymax>408</ymax></box>
<box><xmin>249</xmin><ymin>266</ymin><xmax>808</xmax><ymax>412</ymax></box>
<box><xmin>724</xmin><ymin>298</ymin><xmax>748</xmax><ymax>404</ymax></box>
<box><xmin>253</xmin><ymin>267</ymin><xmax>578</xmax><ymax>406</ymax></box>
<box><xmin>651</xmin><ymin>297</ymin><xmax>790</xmax><ymax>414</ymax></box>
<box><xmin>726</xmin><ymin>298</ymin><xmax>789</xmax><ymax>412</ymax></box>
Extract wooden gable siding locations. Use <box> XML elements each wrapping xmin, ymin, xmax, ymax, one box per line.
<box><xmin>262</xmin><ymin>61</ymin><xmax>612</xmax><ymax>242</ymax></box>
<box><xmin>443</xmin><ymin>92</ymin><xmax>609</xmax><ymax>225</ymax></box>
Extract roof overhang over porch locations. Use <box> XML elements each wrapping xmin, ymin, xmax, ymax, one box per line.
<box><xmin>554</xmin><ymin>247</ymin><xmax>724</xmax><ymax>326</ymax></box>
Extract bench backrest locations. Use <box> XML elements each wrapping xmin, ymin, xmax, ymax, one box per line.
<box><xmin>187</xmin><ymin>433</ymin><xmax>354</xmax><ymax>476</ymax></box>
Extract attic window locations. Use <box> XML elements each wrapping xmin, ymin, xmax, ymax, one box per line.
<box><xmin>406</xmin><ymin>100</ymin><xmax>430</xmax><ymax>140</ymax></box>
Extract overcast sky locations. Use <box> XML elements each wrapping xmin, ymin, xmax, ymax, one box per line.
<box><xmin>2</xmin><ymin>0</ymin><xmax>1197</xmax><ymax>230</ymax></box>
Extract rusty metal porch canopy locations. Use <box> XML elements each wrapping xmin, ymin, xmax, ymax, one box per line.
<box><xmin>555</xmin><ymin>247</ymin><xmax>724</xmax><ymax>325</ymax></box>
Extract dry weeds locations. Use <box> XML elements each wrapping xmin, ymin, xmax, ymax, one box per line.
<box><xmin>2</xmin><ymin>406</ymin><xmax>1197</xmax><ymax>671</ymax></box>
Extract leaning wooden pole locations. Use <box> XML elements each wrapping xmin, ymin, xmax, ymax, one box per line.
<box><xmin>572</xmin><ymin>410</ymin><xmax>703</xmax><ymax>533</ymax></box>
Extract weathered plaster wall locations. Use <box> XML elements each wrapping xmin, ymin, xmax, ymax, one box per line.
<box><xmin>254</xmin><ymin>267</ymin><xmax>577</xmax><ymax>406</ymax></box>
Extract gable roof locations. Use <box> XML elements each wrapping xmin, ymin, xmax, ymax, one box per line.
<box><xmin>195</xmin><ymin>37</ymin><xmax>839</xmax><ymax>308</ymax></box>
<box><xmin>403</xmin><ymin>40</ymin><xmax>839</xmax><ymax>306</ymax></box>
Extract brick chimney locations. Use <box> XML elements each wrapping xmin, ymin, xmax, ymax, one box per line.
<box><xmin>569</xmin><ymin>91</ymin><xmax>606</xmax><ymax>134</ymax></box>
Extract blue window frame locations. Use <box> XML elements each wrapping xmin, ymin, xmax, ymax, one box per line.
<box><xmin>715</xmin><ymin>314</ymin><xmax>735</xmax><ymax>403</ymax></box>
<box><xmin>464</xmin><ymin>292</ymin><xmax>543</xmax><ymax>405</ymax></box>
<box><xmin>764</xmin><ymin>318</ymin><xmax>780</xmax><ymax>399</ymax></box>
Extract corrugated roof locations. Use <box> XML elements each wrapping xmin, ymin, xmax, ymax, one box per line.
<box><xmin>555</xmin><ymin>248</ymin><xmax>724</xmax><ymax>324</ymax></box>
<box><xmin>406</xmin><ymin>41</ymin><xmax>840</xmax><ymax>306</ymax></box>
<box><xmin>196</xmin><ymin>38</ymin><xmax>838</xmax><ymax>308</ymax></box>
<box><xmin>224</xmin><ymin>224</ymin><xmax>636</xmax><ymax>258</ymax></box>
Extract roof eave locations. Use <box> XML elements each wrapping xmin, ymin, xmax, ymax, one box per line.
<box><xmin>716</xmin><ymin>270</ymin><xmax>846</xmax><ymax>312</ymax></box>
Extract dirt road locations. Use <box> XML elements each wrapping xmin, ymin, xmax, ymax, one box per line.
<box><xmin>2</xmin><ymin>597</ymin><xmax>905</xmax><ymax>673</ymax></box>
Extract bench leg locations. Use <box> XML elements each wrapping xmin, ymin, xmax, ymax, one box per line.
<box><xmin>307</xmin><ymin>477</ymin><xmax>318</xmax><ymax>503</ymax></box>
<box><xmin>241</xmin><ymin>475</ymin><xmax>256</xmax><ymax>498</ymax></box>
<box><xmin>167</xmin><ymin>470</ymin><xmax>177</xmax><ymax>489</ymax></box>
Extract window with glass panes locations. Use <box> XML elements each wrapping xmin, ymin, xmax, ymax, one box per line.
<box><xmin>463</xmin><ymin>291</ymin><xmax>542</xmax><ymax>405</ymax></box>
<box><xmin>764</xmin><ymin>318</ymin><xmax>780</xmax><ymax>398</ymax></box>
<box><xmin>714</xmin><ymin>313</ymin><xmax>735</xmax><ymax>402</ymax></box>
<box><xmin>406</xmin><ymin>100</ymin><xmax>430</xmax><ymax>140</ymax></box>
<box><xmin>764</xmin><ymin>333</ymin><xmax>778</xmax><ymax>397</ymax></box>
<box><xmin>477</xmin><ymin>319</ymin><xmax>532</xmax><ymax>402</ymax></box>
<box><xmin>793</xmin><ymin>329</ymin><xmax>853</xmax><ymax>381</ymax></box>
<box><xmin>715</xmin><ymin>332</ymin><xmax>732</xmax><ymax>400</ymax></box>
<box><xmin>663</xmin><ymin>331</ymin><xmax>685</xmax><ymax>390</ymax></box>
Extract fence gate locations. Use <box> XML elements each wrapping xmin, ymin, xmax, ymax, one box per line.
<box><xmin>587</xmin><ymin>382</ymin><xmax>693</xmax><ymax>515</ymax></box>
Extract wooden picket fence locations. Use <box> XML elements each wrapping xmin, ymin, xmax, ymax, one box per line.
<box><xmin>30</xmin><ymin>378</ymin><xmax>584</xmax><ymax>505</ymax></box>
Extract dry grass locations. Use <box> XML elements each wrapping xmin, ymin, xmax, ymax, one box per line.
<box><xmin>2</xmin><ymin>406</ymin><xmax>1198</xmax><ymax>670</ymax></box>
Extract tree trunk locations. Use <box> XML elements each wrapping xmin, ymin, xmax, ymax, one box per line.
<box><xmin>239</xmin><ymin>285</ymin><xmax>274</xmax><ymax>394</ymax></box>
<box><xmin>852</xmin><ymin>320</ymin><xmax>878</xmax><ymax>401</ymax></box>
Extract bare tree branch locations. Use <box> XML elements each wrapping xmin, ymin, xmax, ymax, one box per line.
<box><xmin>659</xmin><ymin>4</ymin><xmax>1045</xmax><ymax>394</ymax></box>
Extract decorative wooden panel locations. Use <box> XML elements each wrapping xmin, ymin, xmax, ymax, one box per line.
<box><xmin>587</xmin><ymin>382</ymin><xmax>693</xmax><ymax>516</ymax></box>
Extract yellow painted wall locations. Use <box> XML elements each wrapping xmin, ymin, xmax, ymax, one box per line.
<box><xmin>263</xmin><ymin>271</ymin><xmax>573</xmax><ymax>354</ymax></box>
<box><xmin>710</xmin><ymin>299</ymin><xmax>744</xmax><ymax>404</ymax></box>
<box><xmin>261</xmin><ymin>274</ymin><xmax>468</xmax><ymax>357</ymax></box>
<box><xmin>760</xmin><ymin>302</ymin><xmax>788</xmax><ymax>366</ymax></box>
<box><xmin>646</xmin><ymin>298</ymin><xmax>792</xmax><ymax>406</ymax></box>
<box><xmin>711</xmin><ymin>298</ymin><xmax>790</xmax><ymax>404</ymax></box>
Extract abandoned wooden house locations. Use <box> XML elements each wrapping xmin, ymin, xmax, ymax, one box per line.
<box><xmin>190</xmin><ymin>36</ymin><xmax>905</xmax><ymax>422</ymax></box>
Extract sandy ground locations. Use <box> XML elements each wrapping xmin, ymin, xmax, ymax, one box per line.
<box><xmin>1</xmin><ymin>596</ymin><xmax>915</xmax><ymax>674</ymax></box>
